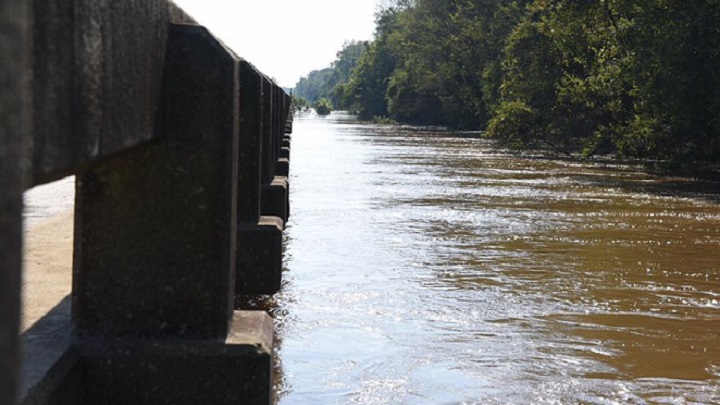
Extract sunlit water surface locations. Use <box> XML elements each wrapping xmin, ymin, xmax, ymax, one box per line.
<box><xmin>263</xmin><ymin>112</ymin><xmax>720</xmax><ymax>404</ymax></box>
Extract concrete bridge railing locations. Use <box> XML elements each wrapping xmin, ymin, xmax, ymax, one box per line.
<box><xmin>1</xmin><ymin>1</ymin><xmax>292</xmax><ymax>404</ymax></box>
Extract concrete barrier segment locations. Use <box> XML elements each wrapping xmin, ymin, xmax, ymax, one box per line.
<box><xmin>236</xmin><ymin>218</ymin><xmax>284</xmax><ymax>294</ymax></box>
<box><xmin>76</xmin><ymin>311</ymin><xmax>273</xmax><ymax>404</ymax></box>
<box><xmin>1</xmin><ymin>0</ymin><xmax>31</xmax><ymax>403</ymax></box>
<box><xmin>279</xmin><ymin>146</ymin><xmax>290</xmax><ymax>160</ymax></box>
<box><xmin>275</xmin><ymin>158</ymin><xmax>290</xmax><ymax>178</ymax></box>
<box><xmin>236</xmin><ymin>61</ymin><xmax>284</xmax><ymax>295</ymax></box>
<box><xmin>73</xmin><ymin>24</ymin><xmax>239</xmax><ymax>339</ymax></box>
<box><xmin>261</xmin><ymin>176</ymin><xmax>289</xmax><ymax>225</ymax></box>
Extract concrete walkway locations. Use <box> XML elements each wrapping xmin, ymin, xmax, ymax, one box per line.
<box><xmin>22</xmin><ymin>210</ymin><xmax>73</xmax><ymax>332</ymax></box>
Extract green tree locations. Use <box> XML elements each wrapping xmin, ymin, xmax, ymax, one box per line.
<box><xmin>343</xmin><ymin>7</ymin><xmax>405</xmax><ymax>119</ymax></box>
<box><xmin>618</xmin><ymin>1</ymin><xmax>720</xmax><ymax>166</ymax></box>
<box><xmin>293</xmin><ymin>68</ymin><xmax>334</xmax><ymax>104</ymax></box>
<box><xmin>388</xmin><ymin>0</ymin><xmax>524</xmax><ymax>128</ymax></box>
<box><xmin>345</xmin><ymin>0</ymin><xmax>524</xmax><ymax>128</ymax></box>
<box><xmin>291</xmin><ymin>95</ymin><xmax>310</xmax><ymax>113</ymax></box>
<box><xmin>294</xmin><ymin>41</ymin><xmax>369</xmax><ymax>109</ymax></box>
<box><xmin>330</xmin><ymin>0</ymin><xmax>720</xmax><ymax>169</ymax></box>
<box><xmin>315</xmin><ymin>98</ymin><xmax>333</xmax><ymax>115</ymax></box>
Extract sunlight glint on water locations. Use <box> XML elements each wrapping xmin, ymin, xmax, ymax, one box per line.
<box><xmin>273</xmin><ymin>112</ymin><xmax>720</xmax><ymax>404</ymax></box>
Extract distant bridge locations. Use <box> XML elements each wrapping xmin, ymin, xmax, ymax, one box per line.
<box><xmin>1</xmin><ymin>1</ymin><xmax>293</xmax><ymax>403</ymax></box>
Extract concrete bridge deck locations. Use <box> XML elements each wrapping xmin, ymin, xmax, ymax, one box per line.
<box><xmin>22</xmin><ymin>211</ymin><xmax>73</xmax><ymax>333</ymax></box>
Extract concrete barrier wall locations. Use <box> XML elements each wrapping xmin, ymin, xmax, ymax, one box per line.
<box><xmin>1</xmin><ymin>1</ymin><xmax>293</xmax><ymax>403</ymax></box>
<box><xmin>1</xmin><ymin>1</ymin><xmax>32</xmax><ymax>404</ymax></box>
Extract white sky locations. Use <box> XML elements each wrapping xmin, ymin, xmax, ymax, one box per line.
<box><xmin>173</xmin><ymin>0</ymin><xmax>379</xmax><ymax>88</ymax></box>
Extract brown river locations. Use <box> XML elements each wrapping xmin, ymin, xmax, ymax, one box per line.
<box><xmin>265</xmin><ymin>112</ymin><xmax>720</xmax><ymax>404</ymax></box>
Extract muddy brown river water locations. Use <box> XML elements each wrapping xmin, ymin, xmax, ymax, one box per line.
<box><xmin>269</xmin><ymin>112</ymin><xmax>720</xmax><ymax>404</ymax></box>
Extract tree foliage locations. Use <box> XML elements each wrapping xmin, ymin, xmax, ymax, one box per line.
<box><xmin>293</xmin><ymin>40</ymin><xmax>369</xmax><ymax>109</ymax></box>
<box><xmin>291</xmin><ymin>95</ymin><xmax>310</xmax><ymax>113</ymax></box>
<box><xmin>331</xmin><ymin>0</ymin><xmax>720</xmax><ymax>168</ymax></box>
<box><xmin>314</xmin><ymin>98</ymin><xmax>333</xmax><ymax>115</ymax></box>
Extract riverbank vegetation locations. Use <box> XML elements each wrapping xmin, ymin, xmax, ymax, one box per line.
<box><xmin>314</xmin><ymin>98</ymin><xmax>333</xmax><ymax>115</ymax></box>
<box><xmin>291</xmin><ymin>95</ymin><xmax>310</xmax><ymax>113</ymax></box>
<box><xmin>294</xmin><ymin>40</ymin><xmax>368</xmax><ymax>107</ymax></box>
<box><xmin>295</xmin><ymin>0</ymin><xmax>720</xmax><ymax>171</ymax></box>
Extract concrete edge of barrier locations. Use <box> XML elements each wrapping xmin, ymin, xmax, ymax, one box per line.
<box><xmin>76</xmin><ymin>311</ymin><xmax>273</xmax><ymax>404</ymax></box>
<box><xmin>261</xmin><ymin>177</ymin><xmax>288</xmax><ymax>225</ymax></box>
<box><xmin>236</xmin><ymin>217</ymin><xmax>284</xmax><ymax>295</ymax></box>
<box><xmin>20</xmin><ymin>296</ymin><xmax>80</xmax><ymax>405</ymax></box>
<box><xmin>275</xmin><ymin>158</ymin><xmax>290</xmax><ymax>178</ymax></box>
<box><xmin>1</xmin><ymin>0</ymin><xmax>31</xmax><ymax>403</ymax></box>
<box><xmin>72</xmin><ymin>22</ymin><xmax>239</xmax><ymax>340</ymax></box>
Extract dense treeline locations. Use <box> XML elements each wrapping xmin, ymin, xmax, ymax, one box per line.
<box><xmin>293</xmin><ymin>40</ymin><xmax>368</xmax><ymax>107</ymax></box>
<box><xmin>300</xmin><ymin>0</ymin><xmax>720</xmax><ymax>168</ymax></box>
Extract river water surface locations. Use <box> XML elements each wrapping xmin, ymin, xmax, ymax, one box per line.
<box><xmin>268</xmin><ymin>112</ymin><xmax>720</xmax><ymax>404</ymax></box>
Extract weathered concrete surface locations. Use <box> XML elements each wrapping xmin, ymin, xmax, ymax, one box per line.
<box><xmin>258</xmin><ymin>79</ymin><xmax>293</xmax><ymax>225</ymax></box>
<box><xmin>32</xmin><ymin>0</ymin><xmax>165</xmax><ymax>184</ymax></box>
<box><xmin>78</xmin><ymin>311</ymin><xmax>273</xmax><ymax>405</ymax></box>
<box><xmin>73</xmin><ymin>24</ymin><xmax>238</xmax><ymax>339</ymax></box>
<box><xmin>276</xmin><ymin>158</ymin><xmax>290</xmax><ymax>177</ymax></box>
<box><xmin>15</xmin><ymin>1</ymin><xmax>291</xmax><ymax>401</ymax></box>
<box><xmin>20</xmin><ymin>303</ymin><xmax>273</xmax><ymax>405</ymax></box>
<box><xmin>238</xmin><ymin>61</ymin><xmax>264</xmax><ymax>224</ymax></box>
<box><xmin>236</xmin><ymin>218</ymin><xmax>284</xmax><ymax>294</ymax></box>
<box><xmin>261</xmin><ymin>177</ymin><xmax>289</xmax><ymax>225</ymax></box>
<box><xmin>279</xmin><ymin>146</ymin><xmax>290</xmax><ymax>160</ymax></box>
<box><xmin>272</xmin><ymin>87</ymin><xmax>281</xmax><ymax>159</ymax></box>
<box><xmin>20</xmin><ymin>297</ymin><xmax>80</xmax><ymax>405</ymax></box>
<box><xmin>236</xmin><ymin>61</ymin><xmax>285</xmax><ymax>294</ymax></box>
<box><xmin>19</xmin><ymin>205</ymin><xmax>278</xmax><ymax>403</ymax></box>
<box><xmin>31</xmin><ymin>0</ymin><xmax>198</xmax><ymax>185</ymax></box>
<box><xmin>282</xmin><ymin>93</ymin><xmax>292</xmax><ymax>128</ymax></box>
<box><xmin>1</xmin><ymin>0</ymin><xmax>32</xmax><ymax>403</ymax></box>
<box><xmin>261</xmin><ymin>78</ymin><xmax>275</xmax><ymax>186</ymax></box>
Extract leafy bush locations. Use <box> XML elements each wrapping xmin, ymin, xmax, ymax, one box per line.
<box><xmin>314</xmin><ymin>98</ymin><xmax>333</xmax><ymax>116</ymax></box>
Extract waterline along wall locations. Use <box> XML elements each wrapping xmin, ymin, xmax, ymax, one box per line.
<box><xmin>0</xmin><ymin>1</ymin><xmax>292</xmax><ymax>404</ymax></box>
